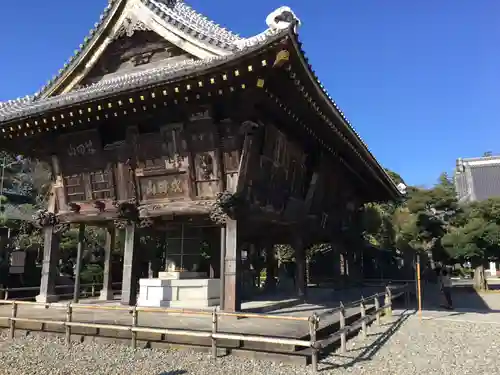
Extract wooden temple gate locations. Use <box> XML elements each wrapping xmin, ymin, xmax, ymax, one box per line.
<box><xmin>0</xmin><ymin>1</ymin><xmax>400</xmax><ymax>312</ymax></box>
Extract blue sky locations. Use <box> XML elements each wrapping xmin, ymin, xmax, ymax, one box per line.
<box><xmin>0</xmin><ymin>0</ymin><xmax>498</xmax><ymax>187</ymax></box>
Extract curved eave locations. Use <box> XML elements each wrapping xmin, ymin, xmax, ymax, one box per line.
<box><xmin>0</xmin><ymin>30</ymin><xmax>288</xmax><ymax>126</ymax></box>
<box><xmin>288</xmin><ymin>30</ymin><xmax>401</xmax><ymax>201</ymax></box>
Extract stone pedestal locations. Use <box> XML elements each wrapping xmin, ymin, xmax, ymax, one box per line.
<box><xmin>137</xmin><ymin>272</ymin><xmax>220</xmax><ymax>308</ymax></box>
<box><xmin>490</xmin><ymin>262</ymin><xmax>497</xmax><ymax>277</ymax></box>
<box><xmin>158</xmin><ymin>271</ymin><xmax>207</xmax><ymax>280</ymax></box>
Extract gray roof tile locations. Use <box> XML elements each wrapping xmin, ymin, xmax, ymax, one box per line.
<box><xmin>27</xmin><ymin>0</ymin><xmax>275</xmax><ymax>98</ymax></box>
<box><xmin>0</xmin><ymin>30</ymin><xmax>285</xmax><ymax>123</ymax></box>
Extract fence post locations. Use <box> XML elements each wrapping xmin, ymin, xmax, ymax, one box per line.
<box><xmin>360</xmin><ymin>297</ymin><xmax>367</xmax><ymax>339</ymax></box>
<box><xmin>131</xmin><ymin>306</ymin><xmax>138</xmax><ymax>349</ymax></box>
<box><xmin>211</xmin><ymin>308</ymin><xmax>218</xmax><ymax>358</ymax></box>
<box><xmin>309</xmin><ymin>313</ymin><xmax>319</xmax><ymax>373</ymax></box>
<box><xmin>9</xmin><ymin>301</ymin><xmax>17</xmax><ymax>339</ymax></box>
<box><xmin>385</xmin><ymin>286</ymin><xmax>392</xmax><ymax>317</ymax></box>
<box><xmin>65</xmin><ymin>302</ymin><xmax>73</xmax><ymax>345</ymax></box>
<box><xmin>404</xmin><ymin>283</ymin><xmax>410</xmax><ymax>308</ymax></box>
<box><xmin>374</xmin><ymin>294</ymin><xmax>381</xmax><ymax>325</ymax></box>
<box><xmin>339</xmin><ymin>302</ymin><xmax>347</xmax><ymax>354</ymax></box>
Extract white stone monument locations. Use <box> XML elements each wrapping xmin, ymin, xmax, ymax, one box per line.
<box><xmin>490</xmin><ymin>262</ymin><xmax>497</xmax><ymax>277</ymax></box>
<box><xmin>137</xmin><ymin>269</ymin><xmax>220</xmax><ymax>309</ymax></box>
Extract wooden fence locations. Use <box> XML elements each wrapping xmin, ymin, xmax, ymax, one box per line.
<box><xmin>0</xmin><ymin>284</ymin><xmax>410</xmax><ymax>373</ymax></box>
<box><xmin>0</xmin><ymin>282</ymin><xmax>122</xmax><ymax>301</ymax></box>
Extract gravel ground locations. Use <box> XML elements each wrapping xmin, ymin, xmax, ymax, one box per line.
<box><xmin>1</xmin><ymin>313</ymin><xmax>500</xmax><ymax>375</ymax></box>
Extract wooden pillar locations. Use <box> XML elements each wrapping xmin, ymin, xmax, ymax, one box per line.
<box><xmin>99</xmin><ymin>226</ymin><xmax>115</xmax><ymax>300</ymax></box>
<box><xmin>294</xmin><ymin>238</ymin><xmax>307</xmax><ymax>300</ymax></box>
<box><xmin>36</xmin><ymin>226</ymin><xmax>60</xmax><ymax>303</ymax></box>
<box><xmin>264</xmin><ymin>244</ymin><xmax>277</xmax><ymax>292</ymax></box>
<box><xmin>223</xmin><ymin>219</ymin><xmax>241</xmax><ymax>312</ymax></box>
<box><xmin>121</xmin><ymin>223</ymin><xmax>138</xmax><ymax>306</ymax></box>
<box><xmin>73</xmin><ymin>223</ymin><xmax>85</xmax><ymax>303</ymax></box>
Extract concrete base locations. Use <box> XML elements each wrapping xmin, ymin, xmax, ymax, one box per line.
<box><xmin>99</xmin><ymin>289</ymin><xmax>114</xmax><ymax>301</ymax></box>
<box><xmin>35</xmin><ymin>294</ymin><xmax>59</xmax><ymax>303</ymax></box>
<box><xmin>137</xmin><ymin>278</ymin><xmax>220</xmax><ymax>308</ymax></box>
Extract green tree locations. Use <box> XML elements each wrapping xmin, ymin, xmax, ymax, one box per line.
<box><xmin>443</xmin><ymin>197</ymin><xmax>500</xmax><ymax>290</ymax></box>
<box><xmin>401</xmin><ymin>173</ymin><xmax>458</xmax><ymax>268</ymax></box>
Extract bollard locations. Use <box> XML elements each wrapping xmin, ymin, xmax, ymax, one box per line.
<box><xmin>404</xmin><ymin>284</ymin><xmax>410</xmax><ymax>308</ymax></box>
<box><xmin>65</xmin><ymin>302</ymin><xmax>73</xmax><ymax>345</ymax></box>
<box><xmin>211</xmin><ymin>309</ymin><xmax>218</xmax><ymax>358</ymax></box>
<box><xmin>385</xmin><ymin>286</ymin><xmax>392</xmax><ymax>317</ymax></box>
<box><xmin>374</xmin><ymin>295</ymin><xmax>381</xmax><ymax>325</ymax></box>
<box><xmin>309</xmin><ymin>313</ymin><xmax>319</xmax><ymax>373</ymax></box>
<box><xmin>4</xmin><ymin>289</ymin><xmax>8</xmax><ymax>301</ymax></box>
<box><xmin>360</xmin><ymin>297</ymin><xmax>367</xmax><ymax>339</ymax></box>
<box><xmin>339</xmin><ymin>302</ymin><xmax>347</xmax><ymax>354</ymax></box>
<box><xmin>131</xmin><ymin>306</ymin><xmax>138</xmax><ymax>349</ymax></box>
<box><xmin>91</xmin><ymin>283</ymin><xmax>96</xmax><ymax>298</ymax></box>
<box><xmin>9</xmin><ymin>302</ymin><xmax>17</xmax><ymax>339</ymax></box>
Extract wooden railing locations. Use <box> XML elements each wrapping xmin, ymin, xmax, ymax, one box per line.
<box><xmin>0</xmin><ymin>283</ymin><xmax>410</xmax><ymax>373</ymax></box>
<box><xmin>0</xmin><ymin>282</ymin><xmax>122</xmax><ymax>301</ymax></box>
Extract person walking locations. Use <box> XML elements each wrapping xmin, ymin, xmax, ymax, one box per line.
<box><xmin>440</xmin><ymin>268</ymin><xmax>453</xmax><ymax>309</ymax></box>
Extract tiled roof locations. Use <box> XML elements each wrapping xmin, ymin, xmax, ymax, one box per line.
<box><xmin>145</xmin><ymin>0</ymin><xmax>241</xmax><ymax>49</ymax></box>
<box><xmin>0</xmin><ymin>0</ymin><xmax>284</xmax><ymax>118</ymax></box>
<box><xmin>0</xmin><ymin>0</ymin><xmax>275</xmax><ymax>101</ymax></box>
<box><xmin>0</xmin><ymin>30</ymin><xmax>286</xmax><ymax>123</ymax></box>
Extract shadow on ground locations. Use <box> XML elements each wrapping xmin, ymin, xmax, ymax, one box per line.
<box><xmin>157</xmin><ymin>370</ymin><xmax>187</xmax><ymax>375</ymax></box>
<box><xmin>417</xmin><ymin>282</ymin><xmax>500</xmax><ymax>315</ymax></box>
<box><xmin>319</xmin><ymin>311</ymin><xmax>412</xmax><ymax>372</ymax></box>
<box><xmin>267</xmin><ymin>286</ymin><xmax>389</xmax><ymax>315</ymax></box>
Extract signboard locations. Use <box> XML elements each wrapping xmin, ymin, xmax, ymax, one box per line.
<box><xmin>140</xmin><ymin>173</ymin><xmax>187</xmax><ymax>200</ymax></box>
<box><xmin>58</xmin><ymin>129</ymin><xmax>104</xmax><ymax>173</ymax></box>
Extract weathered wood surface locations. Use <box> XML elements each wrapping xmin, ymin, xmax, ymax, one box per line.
<box><xmin>0</xmin><ymin>296</ymin><xmax>379</xmax><ymax>340</ymax></box>
<box><xmin>54</xmin><ymin>111</ymin><xmax>245</xmax><ymax>221</ymax></box>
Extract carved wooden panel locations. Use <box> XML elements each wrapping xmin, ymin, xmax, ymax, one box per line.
<box><xmin>135</xmin><ymin>124</ymin><xmax>188</xmax><ymax>177</ymax></box>
<box><xmin>139</xmin><ymin>173</ymin><xmax>188</xmax><ymax>200</ymax></box>
<box><xmin>161</xmin><ymin>123</ymin><xmax>188</xmax><ymax>171</ymax></box>
<box><xmin>219</xmin><ymin>121</ymin><xmax>241</xmax><ymax>192</ymax></box>
<box><xmin>220</xmin><ymin>121</ymin><xmax>240</xmax><ymax>172</ymax></box>
<box><xmin>187</xmin><ymin>119</ymin><xmax>223</xmax><ymax>198</ymax></box>
<box><xmin>195</xmin><ymin>151</ymin><xmax>217</xmax><ymax>177</ymax></box>
<box><xmin>248</xmin><ymin>123</ymin><xmax>309</xmax><ymax>214</ymax></box>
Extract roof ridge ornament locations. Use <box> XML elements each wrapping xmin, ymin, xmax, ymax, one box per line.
<box><xmin>233</xmin><ymin>6</ymin><xmax>299</xmax><ymax>50</ymax></box>
<box><xmin>265</xmin><ymin>6</ymin><xmax>301</xmax><ymax>33</ymax></box>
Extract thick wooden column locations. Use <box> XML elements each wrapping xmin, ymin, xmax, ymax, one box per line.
<box><xmin>294</xmin><ymin>238</ymin><xmax>307</xmax><ymax>300</ymax></box>
<box><xmin>72</xmin><ymin>223</ymin><xmax>85</xmax><ymax>303</ymax></box>
<box><xmin>121</xmin><ymin>223</ymin><xmax>138</xmax><ymax>306</ymax></box>
<box><xmin>223</xmin><ymin>219</ymin><xmax>241</xmax><ymax>312</ymax></box>
<box><xmin>100</xmin><ymin>226</ymin><xmax>115</xmax><ymax>300</ymax></box>
<box><xmin>264</xmin><ymin>244</ymin><xmax>277</xmax><ymax>292</ymax></box>
<box><xmin>36</xmin><ymin>227</ymin><xmax>60</xmax><ymax>303</ymax></box>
